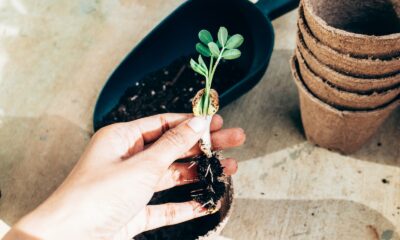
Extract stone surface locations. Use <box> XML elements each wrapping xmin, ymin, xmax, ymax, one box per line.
<box><xmin>0</xmin><ymin>1</ymin><xmax>399</xmax><ymax>239</ymax></box>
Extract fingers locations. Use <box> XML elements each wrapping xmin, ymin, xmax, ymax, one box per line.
<box><xmin>137</xmin><ymin>117</ymin><xmax>208</xmax><ymax>167</ymax></box>
<box><xmin>125</xmin><ymin>113</ymin><xmax>223</xmax><ymax>144</ymax></box>
<box><xmin>181</xmin><ymin>128</ymin><xmax>246</xmax><ymax>158</ymax></box>
<box><xmin>155</xmin><ymin>158</ymin><xmax>238</xmax><ymax>192</ymax></box>
<box><xmin>209</xmin><ymin>114</ymin><xmax>224</xmax><ymax>132</ymax></box>
<box><xmin>126</xmin><ymin>201</ymin><xmax>220</xmax><ymax>237</ymax></box>
<box><xmin>142</xmin><ymin>127</ymin><xmax>246</xmax><ymax>158</ymax></box>
<box><xmin>101</xmin><ymin>114</ymin><xmax>224</xmax><ymax>159</ymax></box>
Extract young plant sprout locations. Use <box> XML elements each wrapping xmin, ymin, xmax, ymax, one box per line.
<box><xmin>189</xmin><ymin>26</ymin><xmax>243</xmax><ymax>210</ymax></box>
<box><xmin>190</xmin><ymin>26</ymin><xmax>244</xmax><ymax>156</ymax></box>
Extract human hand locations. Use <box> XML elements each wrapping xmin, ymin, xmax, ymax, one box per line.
<box><xmin>5</xmin><ymin>113</ymin><xmax>245</xmax><ymax>240</ymax></box>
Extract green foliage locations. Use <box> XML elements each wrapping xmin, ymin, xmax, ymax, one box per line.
<box><xmin>190</xmin><ymin>26</ymin><xmax>244</xmax><ymax>115</ymax></box>
<box><xmin>198</xmin><ymin>30</ymin><xmax>213</xmax><ymax>45</ymax></box>
<box><xmin>198</xmin><ymin>55</ymin><xmax>208</xmax><ymax>71</ymax></box>
<box><xmin>208</xmin><ymin>42</ymin><xmax>220</xmax><ymax>57</ymax></box>
<box><xmin>225</xmin><ymin>34</ymin><xmax>244</xmax><ymax>49</ymax></box>
<box><xmin>222</xmin><ymin>49</ymin><xmax>241</xmax><ymax>60</ymax></box>
<box><xmin>217</xmin><ymin>27</ymin><xmax>228</xmax><ymax>46</ymax></box>
<box><xmin>190</xmin><ymin>58</ymin><xmax>207</xmax><ymax>77</ymax></box>
<box><xmin>196</xmin><ymin>43</ymin><xmax>211</xmax><ymax>57</ymax></box>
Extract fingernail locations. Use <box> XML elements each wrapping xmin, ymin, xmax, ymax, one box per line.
<box><xmin>188</xmin><ymin>117</ymin><xmax>207</xmax><ymax>133</ymax></box>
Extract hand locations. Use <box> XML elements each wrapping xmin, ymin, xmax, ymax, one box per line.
<box><xmin>5</xmin><ymin>113</ymin><xmax>245</xmax><ymax>240</ymax></box>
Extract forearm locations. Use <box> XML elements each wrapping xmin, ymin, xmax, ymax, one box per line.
<box><xmin>3</xmin><ymin>195</ymin><xmax>86</xmax><ymax>240</ymax></box>
<box><xmin>3</xmin><ymin>227</ymin><xmax>39</xmax><ymax>240</ymax></box>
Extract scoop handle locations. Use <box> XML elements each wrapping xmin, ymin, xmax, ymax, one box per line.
<box><xmin>255</xmin><ymin>0</ymin><xmax>299</xmax><ymax>20</ymax></box>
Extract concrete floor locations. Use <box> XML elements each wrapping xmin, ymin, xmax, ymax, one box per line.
<box><xmin>0</xmin><ymin>1</ymin><xmax>399</xmax><ymax>239</ymax></box>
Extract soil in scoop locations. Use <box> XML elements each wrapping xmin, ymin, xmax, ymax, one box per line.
<box><xmin>98</xmin><ymin>56</ymin><xmax>244</xmax><ymax>239</ymax></box>
<box><xmin>97</xmin><ymin>55</ymin><xmax>245</xmax><ymax>129</ymax></box>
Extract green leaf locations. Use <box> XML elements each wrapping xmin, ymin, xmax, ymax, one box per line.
<box><xmin>198</xmin><ymin>55</ymin><xmax>208</xmax><ymax>72</ymax></box>
<box><xmin>190</xmin><ymin>58</ymin><xmax>199</xmax><ymax>71</ymax></box>
<box><xmin>196</xmin><ymin>43</ymin><xmax>211</xmax><ymax>57</ymax></box>
<box><xmin>225</xmin><ymin>34</ymin><xmax>244</xmax><ymax>49</ymax></box>
<box><xmin>190</xmin><ymin>58</ymin><xmax>207</xmax><ymax>76</ymax></box>
<box><xmin>216</xmin><ymin>40</ymin><xmax>222</xmax><ymax>48</ymax></box>
<box><xmin>222</xmin><ymin>49</ymin><xmax>241</xmax><ymax>60</ymax></box>
<box><xmin>218</xmin><ymin>26</ymin><xmax>228</xmax><ymax>46</ymax></box>
<box><xmin>208</xmin><ymin>42</ymin><xmax>220</xmax><ymax>58</ymax></box>
<box><xmin>198</xmin><ymin>30</ymin><xmax>213</xmax><ymax>45</ymax></box>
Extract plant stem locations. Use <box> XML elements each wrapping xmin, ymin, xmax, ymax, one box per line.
<box><xmin>202</xmin><ymin>57</ymin><xmax>214</xmax><ymax>114</ymax></box>
<box><xmin>203</xmin><ymin>48</ymin><xmax>224</xmax><ymax>115</ymax></box>
<box><xmin>208</xmin><ymin>57</ymin><xmax>214</xmax><ymax>83</ymax></box>
<box><xmin>209</xmin><ymin>47</ymin><xmax>225</xmax><ymax>87</ymax></box>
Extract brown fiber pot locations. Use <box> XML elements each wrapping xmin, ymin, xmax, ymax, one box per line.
<box><xmin>135</xmin><ymin>177</ymin><xmax>234</xmax><ymax>240</ymax></box>
<box><xmin>291</xmin><ymin>55</ymin><xmax>399</xmax><ymax>154</ymax></box>
<box><xmin>297</xmin><ymin>30</ymin><xmax>400</xmax><ymax>93</ymax></box>
<box><xmin>298</xmin><ymin>6</ymin><xmax>400</xmax><ymax>77</ymax></box>
<box><xmin>302</xmin><ymin>0</ymin><xmax>400</xmax><ymax>58</ymax></box>
<box><xmin>295</xmin><ymin>48</ymin><xmax>400</xmax><ymax>110</ymax></box>
<box><xmin>198</xmin><ymin>177</ymin><xmax>234</xmax><ymax>240</ymax></box>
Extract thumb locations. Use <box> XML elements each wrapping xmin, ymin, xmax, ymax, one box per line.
<box><xmin>142</xmin><ymin>116</ymin><xmax>208</xmax><ymax>166</ymax></box>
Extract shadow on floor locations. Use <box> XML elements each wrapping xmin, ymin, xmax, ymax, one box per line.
<box><xmin>220</xmin><ymin>49</ymin><xmax>305</xmax><ymax>161</ymax></box>
<box><xmin>0</xmin><ymin>115</ymin><xmax>91</xmax><ymax>224</ymax></box>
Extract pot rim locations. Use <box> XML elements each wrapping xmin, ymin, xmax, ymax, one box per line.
<box><xmin>298</xmin><ymin>7</ymin><xmax>400</xmax><ymax>63</ymax></box>
<box><xmin>296</xmin><ymin>31</ymin><xmax>400</xmax><ymax>85</ymax></box>
<box><xmin>302</xmin><ymin>0</ymin><xmax>400</xmax><ymax>41</ymax></box>
<box><xmin>296</xmin><ymin>47</ymin><xmax>400</xmax><ymax>97</ymax></box>
<box><xmin>290</xmin><ymin>55</ymin><xmax>400</xmax><ymax>116</ymax></box>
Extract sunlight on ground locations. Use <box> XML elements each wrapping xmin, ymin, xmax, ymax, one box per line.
<box><xmin>0</xmin><ymin>0</ymin><xmax>27</xmax><ymax>14</ymax></box>
<box><xmin>0</xmin><ymin>0</ymin><xmax>23</xmax><ymax>112</ymax></box>
<box><xmin>0</xmin><ymin>24</ymin><xmax>19</xmax><ymax>37</ymax></box>
<box><xmin>235</xmin><ymin>142</ymin><xmax>399</xmax><ymax>200</ymax></box>
<box><xmin>0</xmin><ymin>46</ymin><xmax>10</xmax><ymax>96</ymax></box>
<box><xmin>10</xmin><ymin>0</ymin><xmax>27</xmax><ymax>14</ymax></box>
<box><xmin>232</xmin><ymin>142</ymin><xmax>400</xmax><ymax>228</ymax></box>
<box><xmin>0</xmin><ymin>107</ymin><xmax>4</xmax><ymax>127</ymax></box>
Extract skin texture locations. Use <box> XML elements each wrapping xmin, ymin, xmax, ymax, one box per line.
<box><xmin>4</xmin><ymin>113</ymin><xmax>245</xmax><ymax>240</ymax></box>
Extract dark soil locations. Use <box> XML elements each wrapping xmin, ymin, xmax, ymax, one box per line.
<box><xmin>134</xmin><ymin>155</ymin><xmax>226</xmax><ymax>240</ymax></box>
<box><xmin>133</xmin><ymin>178</ymin><xmax>223</xmax><ymax>240</ymax></box>
<box><xmin>192</xmin><ymin>153</ymin><xmax>225</xmax><ymax>209</ymax></box>
<box><xmin>98</xmin><ymin>56</ymin><xmax>241</xmax><ymax>239</ymax></box>
<box><xmin>97</xmin><ymin>55</ymin><xmax>245</xmax><ymax>129</ymax></box>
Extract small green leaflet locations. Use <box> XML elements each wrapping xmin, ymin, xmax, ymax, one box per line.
<box><xmin>225</xmin><ymin>34</ymin><xmax>244</xmax><ymax>49</ymax></box>
<box><xmin>198</xmin><ymin>55</ymin><xmax>208</xmax><ymax>72</ymax></box>
<box><xmin>198</xmin><ymin>30</ymin><xmax>213</xmax><ymax>45</ymax></box>
<box><xmin>218</xmin><ymin>26</ymin><xmax>228</xmax><ymax>46</ymax></box>
<box><xmin>222</xmin><ymin>49</ymin><xmax>241</xmax><ymax>60</ymax></box>
<box><xmin>196</xmin><ymin>43</ymin><xmax>211</xmax><ymax>57</ymax></box>
<box><xmin>208</xmin><ymin>42</ymin><xmax>220</xmax><ymax>58</ymax></box>
<box><xmin>190</xmin><ymin>58</ymin><xmax>207</xmax><ymax>76</ymax></box>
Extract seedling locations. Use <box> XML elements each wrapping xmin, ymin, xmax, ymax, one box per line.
<box><xmin>189</xmin><ymin>27</ymin><xmax>244</xmax><ymax>210</ymax></box>
<box><xmin>191</xmin><ymin>26</ymin><xmax>244</xmax><ymax>156</ymax></box>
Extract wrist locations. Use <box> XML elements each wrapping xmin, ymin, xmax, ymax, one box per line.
<box><xmin>6</xmin><ymin>198</ymin><xmax>85</xmax><ymax>240</ymax></box>
<box><xmin>8</xmin><ymin>209</ymin><xmax>67</xmax><ymax>239</ymax></box>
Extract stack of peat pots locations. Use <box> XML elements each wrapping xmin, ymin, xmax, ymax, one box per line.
<box><xmin>291</xmin><ymin>0</ymin><xmax>400</xmax><ymax>154</ymax></box>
